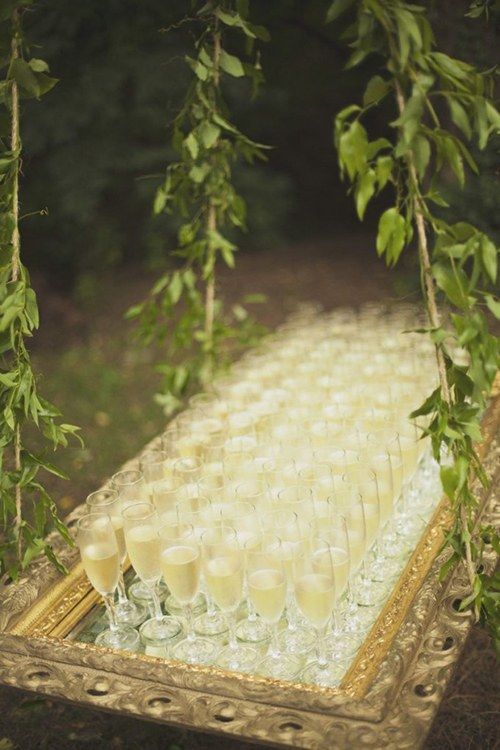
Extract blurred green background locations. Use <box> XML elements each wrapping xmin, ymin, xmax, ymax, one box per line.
<box><xmin>17</xmin><ymin>0</ymin><xmax>498</xmax><ymax>505</ymax></box>
<box><xmin>0</xmin><ymin>3</ymin><xmax>498</xmax><ymax>750</ymax></box>
<box><xmin>22</xmin><ymin>0</ymin><xmax>498</xmax><ymax>288</ymax></box>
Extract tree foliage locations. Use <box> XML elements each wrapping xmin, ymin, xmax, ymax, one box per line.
<box><xmin>329</xmin><ymin>0</ymin><xmax>500</xmax><ymax>650</ymax></box>
<box><xmin>0</xmin><ymin>3</ymin><xmax>80</xmax><ymax>579</ymax></box>
<box><xmin>127</xmin><ymin>1</ymin><xmax>269</xmax><ymax>414</ymax></box>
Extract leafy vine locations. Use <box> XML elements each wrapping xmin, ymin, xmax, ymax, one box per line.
<box><xmin>128</xmin><ymin>1</ymin><xmax>269</xmax><ymax>415</ymax></box>
<box><xmin>0</xmin><ymin>2</ymin><xmax>80</xmax><ymax>579</ymax></box>
<box><xmin>328</xmin><ymin>0</ymin><xmax>500</xmax><ymax>649</ymax></box>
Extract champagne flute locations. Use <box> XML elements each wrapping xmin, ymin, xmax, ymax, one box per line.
<box><xmin>112</xmin><ymin>469</ymin><xmax>167</xmax><ymax>605</ymax></box>
<box><xmin>294</xmin><ymin>540</ymin><xmax>345</xmax><ymax>687</ymax></box>
<box><xmin>77</xmin><ymin>514</ymin><xmax>139</xmax><ymax>651</ymax></box>
<box><xmin>111</xmin><ymin>469</ymin><xmax>147</xmax><ymax>506</ymax></box>
<box><xmin>202</xmin><ymin>524</ymin><xmax>258</xmax><ymax>672</ymax></box>
<box><xmin>264</xmin><ymin>509</ymin><xmax>315</xmax><ymax>654</ymax></box>
<box><xmin>249</xmin><ymin>540</ymin><xmax>303</xmax><ymax>680</ymax></box>
<box><xmin>310</xmin><ymin>517</ymin><xmax>360</xmax><ymax>659</ymax></box>
<box><xmin>159</xmin><ymin>521</ymin><xmax>219</xmax><ymax>665</ymax></box>
<box><xmin>331</xmin><ymin>488</ymin><xmax>373</xmax><ymax>636</ymax></box>
<box><xmin>122</xmin><ymin>502</ymin><xmax>182</xmax><ymax>649</ymax></box>
<box><xmin>86</xmin><ymin>489</ymin><xmax>147</xmax><ymax>627</ymax></box>
<box><xmin>340</xmin><ymin>472</ymin><xmax>389</xmax><ymax>607</ymax></box>
<box><xmin>218</xmin><ymin>500</ymin><xmax>268</xmax><ymax>644</ymax></box>
<box><xmin>173</xmin><ymin>497</ymin><xmax>228</xmax><ymax>638</ymax></box>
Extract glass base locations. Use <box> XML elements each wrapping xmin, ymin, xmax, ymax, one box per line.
<box><xmin>355</xmin><ymin>579</ymin><xmax>390</xmax><ymax>608</ymax></box>
<box><xmin>236</xmin><ymin>617</ymin><xmax>270</xmax><ymax>643</ymax></box>
<box><xmin>381</xmin><ymin>533</ymin><xmax>412</xmax><ymax>560</ymax></box>
<box><xmin>324</xmin><ymin>630</ymin><xmax>361</xmax><ymax>660</ymax></box>
<box><xmin>299</xmin><ymin>658</ymin><xmax>349</xmax><ymax>687</ymax></box>
<box><xmin>128</xmin><ymin>577</ymin><xmax>169</xmax><ymax>606</ymax></box>
<box><xmin>194</xmin><ymin>610</ymin><xmax>228</xmax><ymax>637</ymax></box>
<box><xmin>216</xmin><ymin>643</ymin><xmax>258</xmax><ymax>673</ymax></box>
<box><xmin>277</xmin><ymin>625</ymin><xmax>315</xmax><ymax>654</ymax></box>
<box><xmin>95</xmin><ymin>625</ymin><xmax>140</xmax><ymax>652</ymax></box>
<box><xmin>115</xmin><ymin>598</ymin><xmax>148</xmax><ymax>627</ymax></box>
<box><xmin>165</xmin><ymin>592</ymin><xmax>206</xmax><ymax>617</ymax></box>
<box><xmin>393</xmin><ymin>513</ymin><xmax>427</xmax><ymax>538</ymax></box>
<box><xmin>344</xmin><ymin>604</ymin><xmax>379</xmax><ymax>636</ymax></box>
<box><xmin>139</xmin><ymin>615</ymin><xmax>182</xmax><ymax>645</ymax></box>
<box><xmin>368</xmin><ymin>555</ymin><xmax>402</xmax><ymax>583</ymax></box>
<box><xmin>256</xmin><ymin>652</ymin><xmax>303</xmax><ymax>680</ymax></box>
<box><xmin>172</xmin><ymin>635</ymin><xmax>220</xmax><ymax>665</ymax></box>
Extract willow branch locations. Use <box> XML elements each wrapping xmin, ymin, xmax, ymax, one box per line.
<box><xmin>204</xmin><ymin>18</ymin><xmax>221</xmax><ymax>355</ymax></box>
<box><xmin>394</xmin><ymin>81</ymin><xmax>451</xmax><ymax>406</ymax></box>
<box><xmin>395</xmin><ymin>80</ymin><xmax>478</xmax><ymax>596</ymax></box>
<box><xmin>10</xmin><ymin>8</ymin><xmax>22</xmax><ymax>558</ymax></box>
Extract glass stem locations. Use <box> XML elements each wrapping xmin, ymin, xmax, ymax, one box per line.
<box><xmin>316</xmin><ymin>624</ymin><xmax>328</xmax><ymax>669</ymax></box>
<box><xmin>227</xmin><ymin>612</ymin><xmax>237</xmax><ymax>650</ymax></box>
<box><xmin>183</xmin><ymin>603</ymin><xmax>195</xmax><ymax>641</ymax></box>
<box><xmin>247</xmin><ymin>597</ymin><xmax>257</xmax><ymax>623</ymax></box>
<box><xmin>103</xmin><ymin>593</ymin><xmax>119</xmax><ymax>632</ymax></box>
<box><xmin>117</xmin><ymin>570</ymin><xmax>128</xmax><ymax>605</ymax></box>
<box><xmin>286</xmin><ymin>591</ymin><xmax>297</xmax><ymax>632</ymax></box>
<box><xmin>331</xmin><ymin>608</ymin><xmax>340</xmax><ymax>638</ymax></box>
<box><xmin>150</xmin><ymin>583</ymin><xmax>163</xmax><ymax>622</ymax></box>
<box><xmin>205</xmin><ymin>591</ymin><xmax>216</xmax><ymax>617</ymax></box>
<box><xmin>269</xmin><ymin>622</ymin><xmax>280</xmax><ymax>658</ymax></box>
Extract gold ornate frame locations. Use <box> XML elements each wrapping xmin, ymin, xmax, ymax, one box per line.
<box><xmin>0</xmin><ymin>391</ymin><xmax>498</xmax><ymax>749</ymax></box>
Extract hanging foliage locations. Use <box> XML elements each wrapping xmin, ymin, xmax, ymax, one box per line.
<box><xmin>0</xmin><ymin>2</ymin><xmax>80</xmax><ymax>579</ymax></box>
<box><xmin>328</xmin><ymin>0</ymin><xmax>500</xmax><ymax>650</ymax></box>
<box><xmin>128</xmin><ymin>1</ymin><xmax>269</xmax><ymax>415</ymax></box>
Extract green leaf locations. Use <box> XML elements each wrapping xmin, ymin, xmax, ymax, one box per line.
<box><xmin>448</xmin><ymin>98</ymin><xmax>472</xmax><ymax>140</ymax></box>
<box><xmin>355</xmin><ymin>169</ymin><xmax>376</xmax><ymax>220</ymax></box>
<box><xmin>184</xmin><ymin>132</ymin><xmax>199</xmax><ymax>159</ymax></box>
<box><xmin>433</xmin><ymin>262</ymin><xmax>470</xmax><ymax>309</ymax></box>
<box><xmin>440</xmin><ymin>465</ymin><xmax>458</xmax><ymax>499</ymax></box>
<box><xmin>219</xmin><ymin>50</ymin><xmax>245</xmax><ymax>77</ymax></box>
<box><xmin>168</xmin><ymin>272</ymin><xmax>183</xmax><ymax>305</ymax></box>
<box><xmin>198</xmin><ymin>121</ymin><xmax>220</xmax><ymax>149</ymax></box>
<box><xmin>28</xmin><ymin>58</ymin><xmax>49</xmax><ymax>73</ymax></box>
<box><xmin>9</xmin><ymin>58</ymin><xmax>39</xmax><ymax>97</ymax></box>
<box><xmin>412</xmin><ymin>134</ymin><xmax>431</xmax><ymax>179</ymax></box>
<box><xmin>338</xmin><ymin>120</ymin><xmax>368</xmax><ymax>180</ymax></box>
<box><xmin>480</xmin><ymin>236</ymin><xmax>497</xmax><ymax>283</ymax></box>
<box><xmin>393</xmin><ymin>91</ymin><xmax>423</xmax><ymax>146</ymax></box>
<box><xmin>376</xmin><ymin>207</ymin><xmax>407</xmax><ymax>265</ymax></box>
<box><xmin>375</xmin><ymin>155</ymin><xmax>393</xmax><ymax>190</ymax></box>
<box><xmin>325</xmin><ymin>0</ymin><xmax>355</xmax><ymax>23</ymax></box>
<box><xmin>430</xmin><ymin>52</ymin><xmax>469</xmax><ymax>81</ymax></box>
<box><xmin>153</xmin><ymin>188</ymin><xmax>167</xmax><ymax>214</ymax></box>
<box><xmin>485</xmin><ymin>100</ymin><xmax>500</xmax><ymax>132</ymax></box>
<box><xmin>363</xmin><ymin>75</ymin><xmax>390</xmax><ymax>106</ymax></box>
<box><xmin>366</xmin><ymin>138</ymin><xmax>392</xmax><ymax>159</ymax></box>
<box><xmin>484</xmin><ymin>294</ymin><xmax>500</xmax><ymax>319</ymax></box>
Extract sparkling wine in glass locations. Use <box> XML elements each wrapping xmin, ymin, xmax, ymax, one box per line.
<box><xmin>77</xmin><ymin>514</ymin><xmax>139</xmax><ymax>651</ymax></box>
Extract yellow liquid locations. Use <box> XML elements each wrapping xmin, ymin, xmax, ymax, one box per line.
<box><xmin>346</xmin><ymin>528</ymin><xmax>365</xmax><ymax>570</ymax></box>
<box><xmin>109</xmin><ymin>515</ymin><xmax>126</xmax><ymax>561</ymax></box>
<box><xmin>160</xmin><ymin>545</ymin><xmax>201</xmax><ymax>604</ymax></box>
<box><xmin>295</xmin><ymin>573</ymin><xmax>335</xmax><ymax>628</ymax></box>
<box><xmin>312</xmin><ymin>547</ymin><xmax>349</xmax><ymax>599</ymax></box>
<box><xmin>126</xmin><ymin>524</ymin><xmax>161</xmax><ymax>582</ymax></box>
<box><xmin>248</xmin><ymin>568</ymin><xmax>286</xmax><ymax>623</ymax></box>
<box><xmin>205</xmin><ymin>556</ymin><xmax>243</xmax><ymax>611</ymax></box>
<box><xmin>362</xmin><ymin>503</ymin><xmax>379</xmax><ymax>547</ymax></box>
<box><xmin>81</xmin><ymin>542</ymin><xmax>119</xmax><ymax>595</ymax></box>
<box><xmin>375</xmin><ymin>478</ymin><xmax>393</xmax><ymax>524</ymax></box>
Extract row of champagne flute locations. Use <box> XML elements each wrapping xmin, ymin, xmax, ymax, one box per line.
<box><xmin>78</xmin><ymin>494</ymin><xmax>378</xmax><ymax>685</ymax></box>
<box><xmin>77</xmin><ymin>302</ymin><xmax>439</xmax><ymax>685</ymax></box>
